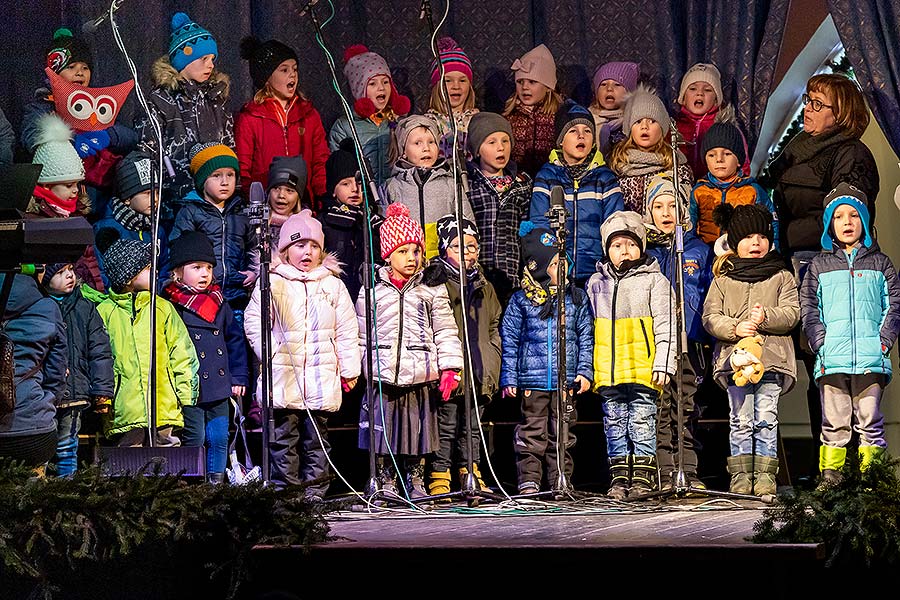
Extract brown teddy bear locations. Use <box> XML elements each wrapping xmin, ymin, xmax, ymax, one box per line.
<box><xmin>730</xmin><ymin>335</ymin><xmax>765</xmax><ymax>387</ymax></box>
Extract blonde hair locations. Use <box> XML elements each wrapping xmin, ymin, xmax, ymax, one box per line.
<box><xmin>253</xmin><ymin>82</ymin><xmax>307</xmax><ymax>104</ymax></box>
<box><xmin>609</xmin><ymin>132</ymin><xmax>674</xmax><ymax>175</ymax></box>
<box><xmin>502</xmin><ymin>86</ymin><xmax>563</xmax><ymax>116</ymax></box>
<box><xmin>712</xmin><ymin>250</ymin><xmax>736</xmax><ymax>278</ymax></box>
<box><xmin>428</xmin><ymin>82</ymin><xmax>476</xmax><ymax>114</ymax></box>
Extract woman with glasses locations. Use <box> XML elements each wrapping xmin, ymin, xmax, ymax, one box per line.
<box><xmin>760</xmin><ymin>72</ymin><xmax>879</xmax><ymax>448</ymax></box>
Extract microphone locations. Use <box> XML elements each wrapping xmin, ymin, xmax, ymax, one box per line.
<box><xmin>247</xmin><ymin>181</ymin><xmax>268</xmax><ymax>226</ymax></box>
<box><xmin>550</xmin><ymin>185</ymin><xmax>565</xmax><ymax>210</ymax></box>
<box><xmin>546</xmin><ymin>185</ymin><xmax>567</xmax><ymax>229</ymax></box>
<box><xmin>298</xmin><ymin>0</ymin><xmax>319</xmax><ymax>17</ymax></box>
<box><xmin>82</xmin><ymin>0</ymin><xmax>125</xmax><ymax>34</ymax></box>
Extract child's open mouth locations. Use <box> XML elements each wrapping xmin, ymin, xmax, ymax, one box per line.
<box><xmin>376</xmin><ymin>93</ymin><xmax>386</xmax><ymax>103</ymax></box>
<box><xmin>575</xmin><ymin>142</ymin><xmax>587</xmax><ymax>151</ymax></box>
<box><xmin>694</xmin><ymin>99</ymin><xmax>705</xmax><ymax>109</ymax></box>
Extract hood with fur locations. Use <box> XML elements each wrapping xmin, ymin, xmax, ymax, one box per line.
<box><xmin>151</xmin><ymin>55</ymin><xmax>230</xmax><ymax>98</ymax></box>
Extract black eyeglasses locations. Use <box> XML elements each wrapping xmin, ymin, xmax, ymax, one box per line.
<box><xmin>802</xmin><ymin>93</ymin><xmax>833</xmax><ymax>112</ymax></box>
<box><xmin>448</xmin><ymin>243</ymin><xmax>480</xmax><ymax>255</ymax></box>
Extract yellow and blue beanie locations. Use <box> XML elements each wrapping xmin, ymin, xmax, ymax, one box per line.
<box><xmin>169</xmin><ymin>12</ymin><xmax>218</xmax><ymax>72</ymax></box>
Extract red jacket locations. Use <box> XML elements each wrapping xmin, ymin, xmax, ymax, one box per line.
<box><xmin>234</xmin><ymin>97</ymin><xmax>330</xmax><ymax>203</ymax></box>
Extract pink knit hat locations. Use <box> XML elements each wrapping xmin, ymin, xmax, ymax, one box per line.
<box><xmin>278</xmin><ymin>209</ymin><xmax>324</xmax><ymax>252</ymax></box>
<box><xmin>380</xmin><ymin>203</ymin><xmax>424</xmax><ymax>259</ymax></box>
<box><xmin>511</xmin><ymin>44</ymin><xmax>557</xmax><ymax>90</ymax></box>
<box><xmin>343</xmin><ymin>45</ymin><xmax>411</xmax><ymax>119</ymax></box>
<box><xmin>430</xmin><ymin>36</ymin><xmax>473</xmax><ymax>87</ymax></box>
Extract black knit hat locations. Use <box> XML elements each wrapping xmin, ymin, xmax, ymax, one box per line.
<box><xmin>95</xmin><ymin>228</ymin><xmax>152</xmax><ymax>292</ymax></box>
<box><xmin>436</xmin><ymin>214</ymin><xmax>479</xmax><ymax>255</ymax></box>
<box><xmin>168</xmin><ymin>231</ymin><xmax>217</xmax><ymax>269</ymax></box>
<box><xmin>42</xmin><ymin>262</ymin><xmax>71</xmax><ymax>283</ymax></box>
<box><xmin>45</xmin><ymin>28</ymin><xmax>93</xmax><ymax>73</ymax></box>
<box><xmin>325</xmin><ymin>138</ymin><xmax>360</xmax><ymax>194</ymax></box>
<box><xmin>700</xmin><ymin>122</ymin><xmax>746</xmax><ymax>166</ymax></box>
<box><xmin>714</xmin><ymin>203</ymin><xmax>772</xmax><ymax>246</ymax></box>
<box><xmin>519</xmin><ymin>221</ymin><xmax>557</xmax><ymax>286</ymax></box>
<box><xmin>267</xmin><ymin>155</ymin><xmax>307</xmax><ymax>194</ymax></box>
<box><xmin>115</xmin><ymin>150</ymin><xmax>155</xmax><ymax>200</ymax></box>
<box><xmin>240</xmin><ymin>36</ymin><xmax>298</xmax><ymax>91</ymax></box>
<box><xmin>554</xmin><ymin>99</ymin><xmax>595</xmax><ymax>147</ymax></box>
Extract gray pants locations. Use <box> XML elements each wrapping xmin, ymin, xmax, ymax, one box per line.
<box><xmin>820</xmin><ymin>373</ymin><xmax>886</xmax><ymax>448</ymax></box>
<box><xmin>270</xmin><ymin>408</ymin><xmax>331</xmax><ymax>496</ymax></box>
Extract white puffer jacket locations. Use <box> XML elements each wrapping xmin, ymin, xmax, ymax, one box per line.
<box><xmin>245</xmin><ymin>255</ymin><xmax>361</xmax><ymax>411</ymax></box>
<box><xmin>358</xmin><ymin>266</ymin><xmax>463</xmax><ymax>386</ymax></box>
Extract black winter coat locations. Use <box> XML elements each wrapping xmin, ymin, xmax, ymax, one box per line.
<box><xmin>318</xmin><ymin>197</ymin><xmax>383</xmax><ymax>303</ymax></box>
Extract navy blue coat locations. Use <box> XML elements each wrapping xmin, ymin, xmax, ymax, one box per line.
<box><xmin>500</xmin><ymin>288</ymin><xmax>594</xmax><ymax>390</ymax></box>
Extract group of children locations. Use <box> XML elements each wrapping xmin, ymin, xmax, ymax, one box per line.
<box><xmin>6</xmin><ymin>13</ymin><xmax>898</xmax><ymax>501</ymax></box>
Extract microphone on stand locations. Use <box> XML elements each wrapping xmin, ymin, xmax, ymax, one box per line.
<box><xmin>82</xmin><ymin>0</ymin><xmax>126</xmax><ymax>34</ymax></box>
<box><xmin>546</xmin><ymin>185</ymin><xmax>567</xmax><ymax>230</ymax></box>
<box><xmin>247</xmin><ymin>181</ymin><xmax>268</xmax><ymax>227</ymax></box>
<box><xmin>298</xmin><ymin>0</ymin><xmax>320</xmax><ymax>17</ymax></box>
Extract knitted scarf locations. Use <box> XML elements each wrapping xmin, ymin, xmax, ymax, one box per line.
<box><xmin>112</xmin><ymin>201</ymin><xmax>152</xmax><ymax>231</ymax></box>
<box><xmin>721</xmin><ymin>252</ymin><xmax>786</xmax><ymax>283</ymax></box>
<box><xmin>616</xmin><ymin>148</ymin><xmax>670</xmax><ymax>177</ymax></box>
<box><xmin>780</xmin><ymin>129</ymin><xmax>852</xmax><ymax>165</ymax></box>
<box><xmin>31</xmin><ymin>185</ymin><xmax>77</xmax><ymax>217</ymax></box>
<box><xmin>591</xmin><ymin>107</ymin><xmax>624</xmax><ymax>125</ymax></box>
<box><xmin>487</xmin><ymin>174</ymin><xmax>513</xmax><ymax>194</ymax></box>
<box><xmin>163</xmin><ymin>280</ymin><xmax>224</xmax><ymax>323</ymax></box>
<box><xmin>646</xmin><ymin>227</ymin><xmax>673</xmax><ymax>247</ymax></box>
<box><xmin>564</xmin><ymin>160</ymin><xmax>591</xmax><ymax>183</ymax></box>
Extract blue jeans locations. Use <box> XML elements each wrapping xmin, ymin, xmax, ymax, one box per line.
<box><xmin>53</xmin><ymin>406</ymin><xmax>83</xmax><ymax>477</ymax></box>
<box><xmin>182</xmin><ymin>399</ymin><xmax>230</xmax><ymax>474</ymax></box>
<box><xmin>727</xmin><ymin>373</ymin><xmax>782</xmax><ymax>457</ymax></box>
<box><xmin>600</xmin><ymin>383</ymin><xmax>658</xmax><ymax>457</ymax></box>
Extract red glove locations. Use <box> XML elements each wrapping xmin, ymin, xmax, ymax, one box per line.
<box><xmin>439</xmin><ymin>370</ymin><xmax>461</xmax><ymax>401</ymax></box>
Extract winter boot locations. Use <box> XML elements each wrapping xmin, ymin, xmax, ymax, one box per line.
<box><xmin>630</xmin><ymin>455</ymin><xmax>659</xmax><ymax>497</ymax></box>
<box><xmin>817</xmin><ymin>445</ymin><xmax>847</xmax><ymax>490</ymax></box>
<box><xmin>428</xmin><ymin>469</ymin><xmax>453</xmax><ymax>501</ymax></box>
<box><xmin>859</xmin><ymin>445</ymin><xmax>885</xmax><ymax>471</ymax></box>
<box><xmin>752</xmin><ymin>456</ymin><xmax>779</xmax><ymax>497</ymax></box>
<box><xmin>377</xmin><ymin>459</ymin><xmax>398</xmax><ymax>497</ymax></box>
<box><xmin>726</xmin><ymin>455</ymin><xmax>752</xmax><ymax>494</ymax></box>
<box><xmin>607</xmin><ymin>456</ymin><xmax>630</xmax><ymax>500</ymax></box>
<box><xmin>405</xmin><ymin>459</ymin><xmax>428</xmax><ymax>500</ymax></box>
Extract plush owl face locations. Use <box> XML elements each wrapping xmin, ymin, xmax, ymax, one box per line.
<box><xmin>45</xmin><ymin>67</ymin><xmax>134</xmax><ymax>133</ymax></box>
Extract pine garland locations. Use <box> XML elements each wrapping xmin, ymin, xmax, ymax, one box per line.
<box><xmin>0</xmin><ymin>460</ymin><xmax>333</xmax><ymax>599</ymax></box>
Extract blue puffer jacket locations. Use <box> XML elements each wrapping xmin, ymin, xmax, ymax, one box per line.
<box><xmin>800</xmin><ymin>243</ymin><xmax>900</xmax><ymax>382</ymax></box>
<box><xmin>529</xmin><ymin>150</ymin><xmax>624</xmax><ymax>283</ymax></box>
<box><xmin>646</xmin><ymin>230</ymin><xmax>714</xmax><ymax>343</ymax></box>
<box><xmin>500</xmin><ymin>287</ymin><xmax>594</xmax><ymax>390</ymax></box>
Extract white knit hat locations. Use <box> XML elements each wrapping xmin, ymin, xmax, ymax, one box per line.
<box><xmin>678</xmin><ymin>63</ymin><xmax>723</xmax><ymax>107</ymax></box>
<box><xmin>32</xmin><ymin>113</ymin><xmax>85</xmax><ymax>184</ymax></box>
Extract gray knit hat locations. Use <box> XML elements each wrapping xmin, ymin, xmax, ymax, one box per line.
<box><xmin>623</xmin><ymin>85</ymin><xmax>670</xmax><ymax>132</ymax></box>
<box><xmin>395</xmin><ymin>115</ymin><xmax>441</xmax><ymax>157</ymax></box>
<box><xmin>465</xmin><ymin>112</ymin><xmax>514</xmax><ymax>159</ymax></box>
<box><xmin>601</xmin><ymin>210</ymin><xmax>647</xmax><ymax>254</ymax></box>
<box><xmin>95</xmin><ymin>228</ymin><xmax>152</xmax><ymax>292</ymax></box>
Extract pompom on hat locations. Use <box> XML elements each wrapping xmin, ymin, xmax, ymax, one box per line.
<box><xmin>623</xmin><ymin>84</ymin><xmax>671</xmax><ymax>131</ymax></box>
<box><xmin>32</xmin><ymin>113</ymin><xmax>85</xmax><ymax>184</ymax></box>
<box><xmin>343</xmin><ymin>44</ymin><xmax>411</xmax><ymax>119</ymax></box>
<box><xmin>168</xmin><ymin>12</ymin><xmax>218</xmax><ymax>72</ymax></box>
<box><xmin>713</xmin><ymin>203</ymin><xmax>773</xmax><ymax>247</ymax></box>
<box><xmin>380</xmin><ymin>203</ymin><xmax>424</xmax><ymax>259</ymax></box>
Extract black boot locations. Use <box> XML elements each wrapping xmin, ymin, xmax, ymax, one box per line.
<box><xmin>607</xmin><ymin>456</ymin><xmax>630</xmax><ymax>500</ymax></box>
<box><xmin>630</xmin><ymin>455</ymin><xmax>659</xmax><ymax>497</ymax></box>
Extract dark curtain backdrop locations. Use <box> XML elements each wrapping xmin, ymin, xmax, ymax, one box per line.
<box><xmin>828</xmin><ymin>0</ymin><xmax>900</xmax><ymax>158</ymax></box>
<box><xmin>2</xmin><ymin>0</ymin><xmax>787</xmax><ymax>159</ymax></box>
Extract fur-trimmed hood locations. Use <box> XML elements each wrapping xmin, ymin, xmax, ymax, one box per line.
<box><xmin>151</xmin><ymin>55</ymin><xmax>230</xmax><ymax>98</ymax></box>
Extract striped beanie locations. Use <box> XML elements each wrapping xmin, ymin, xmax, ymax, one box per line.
<box><xmin>168</xmin><ymin>12</ymin><xmax>218</xmax><ymax>72</ymax></box>
<box><xmin>189</xmin><ymin>143</ymin><xmax>239</xmax><ymax>192</ymax></box>
<box><xmin>430</xmin><ymin>37</ymin><xmax>473</xmax><ymax>86</ymax></box>
<box><xmin>380</xmin><ymin>203</ymin><xmax>424</xmax><ymax>259</ymax></box>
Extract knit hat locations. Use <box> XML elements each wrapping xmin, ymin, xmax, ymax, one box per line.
<box><xmin>32</xmin><ymin>113</ymin><xmax>85</xmax><ymax>184</ymax></box>
<box><xmin>169</xmin><ymin>231</ymin><xmax>217</xmax><ymax>269</ymax></box>
<box><xmin>380</xmin><ymin>203</ymin><xmax>424</xmax><ymax>259</ymax></box>
<box><xmin>713</xmin><ymin>203</ymin><xmax>773</xmax><ymax>247</ymax></box>
<box><xmin>116</xmin><ymin>150</ymin><xmax>155</xmax><ymax>200</ymax></box>
<box><xmin>278</xmin><ymin>209</ymin><xmax>324</xmax><ymax>252</ymax></box>
<box><xmin>821</xmin><ymin>182</ymin><xmax>873</xmax><ymax>249</ymax></box>
<box><xmin>644</xmin><ymin>171</ymin><xmax>691</xmax><ymax>228</ymax></box>
<box><xmin>430</xmin><ymin>36</ymin><xmax>473</xmax><ymax>87</ymax></box>
<box><xmin>42</xmin><ymin>262</ymin><xmax>72</xmax><ymax>283</ymax></box>
<box><xmin>267</xmin><ymin>155</ymin><xmax>307</xmax><ymax>194</ymax></box>
<box><xmin>95</xmin><ymin>227</ymin><xmax>153</xmax><ymax>292</ymax></box>
<box><xmin>678</xmin><ymin>62</ymin><xmax>723</xmax><ymax>107</ymax></box>
<box><xmin>601</xmin><ymin>210</ymin><xmax>647</xmax><ymax>254</ymax></box>
<box><xmin>554</xmin><ymin>100</ymin><xmax>595</xmax><ymax>147</ymax></box>
<box><xmin>45</xmin><ymin>28</ymin><xmax>93</xmax><ymax>73</ymax></box>
<box><xmin>436</xmin><ymin>214</ymin><xmax>479</xmax><ymax>255</ymax></box>
<box><xmin>240</xmin><ymin>36</ymin><xmax>298</xmax><ymax>91</ymax></box>
<box><xmin>189</xmin><ymin>143</ymin><xmax>239</xmax><ymax>192</ymax></box>
<box><xmin>342</xmin><ymin>45</ymin><xmax>411</xmax><ymax>119</ymax></box>
<box><xmin>519</xmin><ymin>220</ymin><xmax>557</xmax><ymax>287</ymax></box>
<box><xmin>466</xmin><ymin>111</ymin><xmax>514</xmax><ymax>159</ymax></box>
<box><xmin>593</xmin><ymin>61</ymin><xmax>640</xmax><ymax>93</ymax></box>
<box><xmin>168</xmin><ymin>12</ymin><xmax>218</xmax><ymax>73</ymax></box>
<box><xmin>700</xmin><ymin>122</ymin><xmax>746</xmax><ymax>166</ymax></box>
<box><xmin>325</xmin><ymin>138</ymin><xmax>360</xmax><ymax>194</ymax></box>
<box><xmin>395</xmin><ymin>115</ymin><xmax>441</xmax><ymax>157</ymax></box>
<box><xmin>623</xmin><ymin>84</ymin><xmax>671</xmax><ymax>131</ymax></box>
<box><xmin>511</xmin><ymin>44</ymin><xmax>557</xmax><ymax>90</ymax></box>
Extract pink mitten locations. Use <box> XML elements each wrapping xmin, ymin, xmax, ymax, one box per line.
<box><xmin>439</xmin><ymin>370</ymin><xmax>461</xmax><ymax>401</ymax></box>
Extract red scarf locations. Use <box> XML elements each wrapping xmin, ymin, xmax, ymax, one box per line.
<box><xmin>163</xmin><ymin>281</ymin><xmax>224</xmax><ymax>323</ymax></box>
<box><xmin>32</xmin><ymin>185</ymin><xmax>78</xmax><ymax>216</ymax></box>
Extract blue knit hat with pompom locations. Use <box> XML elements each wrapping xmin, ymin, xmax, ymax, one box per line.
<box><xmin>168</xmin><ymin>12</ymin><xmax>218</xmax><ymax>72</ymax></box>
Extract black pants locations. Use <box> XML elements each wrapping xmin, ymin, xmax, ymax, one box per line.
<box><xmin>656</xmin><ymin>344</ymin><xmax>706</xmax><ymax>476</ymax></box>
<box><xmin>269</xmin><ymin>408</ymin><xmax>331</xmax><ymax>496</ymax></box>
<box><xmin>514</xmin><ymin>389</ymin><xmax>576</xmax><ymax>489</ymax></box>
<box><xmin>432</xmin><ymin>395</ymin><xmax>487</xmax><ymax>472</ymax></box>
<box><xmin>0</xmin><ymin>430</ymin><xmax>57</xmax><ymax>468</ymax></box>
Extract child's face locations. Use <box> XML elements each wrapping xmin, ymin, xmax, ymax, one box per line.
<box><xmin>46</xmin><ymin>265</ymin><xmax>76</xmax><ymax>295</ymax></box>
<box><xmin>180</xmin><ymin>54</ymin><xmax>215</xmax><ymax>83</ymax></box>
<box><xmin>650</xmin><ymin>195</ymin><xmax>677</xmax><ymax>234</ymax></box>
<box><xmin>441</xmin><ymin>72</ymin><xmax>471</xmax><ymax>111</ymax></box>
<box><xmin>58</xmin><ymin>61</ymin><xmax>91</xmax><ymax>86</ymax></box>
<box><xmin>47</xmin><ymin>181</ymin><xmax>80</xmax><ymax>202</ymax></box>
<box><xmin>561</xmin><ymin>124</ymin><xmax>593</xmax><ymax>164</ymax></box>
<box><xmin>334</xmin><ymin>177</ymin><xmax>363</xmax><ymax>207</ymax></box>
<box><xmin>736</xmin><ymin>233</ymin><xmax>770</xmax><ymax>259</ymax></box>
<box><xmin>546</xmin><ymin>254</ymin><xmax>561</xmax><ymax>287</ymax></box>
<box><xmin>268</xmin><ymin>185</ymin><xmax>300</xmax><ymax>217</ymax></box>
<box><xmin>203</xmin><ymin>168</ymin><xmax>236</xmax><ymax>203</ymax></box>
<box><xmin>631</xmin><ymin>118</ymin><xmax>663</xmax><ymax>149</ymax></box>
<box><xmin>268</xmin><ymin>59</ymin><xmax>298</xmax><ymax>101</ymax></box>
<box><xmin>478</xmin><ymin>132</ymin><xmax>511</xmax><ymax>174</ymax></box>
<box><xmin>832</xmin><ymin>204</ymin><xmax>863</xmax><ymax>249</ymax></box>
<box><xmin>177</xmin><ymin>261</ymin><xmax>214</xmax><ymax>290</ymax></box>
<box><xmin>403</xmin><ymin>127</ymin><xmax>438</xmax><ymax>167</ymax></box>
<box><xmin>607</xmin><ymin>235</ymin><xmax>641</xmax><ymax>268</ymax></box>
<box><xmin>126</xmin><ymin>190</ymin><xmax>156</xmax><ymax>216</ymax></box>
<box><xmin>596</xmin><ymin>79</ymin><xmax>627</xmax><ymax>111</ymax></box>
<box><xmin>287</xmin><ymin>239</ymin><xmax>323</xmax><ymax>272</ymax></box>
<box><xmin>683</xmin><ymin>82</ymin><xmax>718</xmax><ymax>116</ymax></box>
<box><xmin>705</xmin><ymin>147</ymin><xmax>740</xmax><ymax>180</ymax></box>
<box><xmin>366</xmin><ymin>75</ymin><xmax>392</xmax><ymax>112</ymax></box>
<box><xmin>128</xmin><ymin>266</ymin><xmax>152</xmax><ymax>292</ymax></box>
<box><xmin>445</xmin><ymin>234</ymin><xmax>479</xmax><ymax>271</ymax></box>
<box><xmin>388</xmin><ymin>242</ymin><xmax>422</xmax><ymax>278</ymax></box>
<box><xmin>516</xmin><ymin>78</ymin><xmax>549</xmax><ymax>107</ymax></box>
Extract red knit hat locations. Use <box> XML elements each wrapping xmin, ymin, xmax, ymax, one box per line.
<box><xmin>380</xmin><ymin>203</ymin><xmax>424</xmax><ymax>259</ymax></box>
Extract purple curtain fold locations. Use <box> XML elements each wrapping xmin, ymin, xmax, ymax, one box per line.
<box><xmin>828</xmin><ymin>0</ymin><xmax>900</xmax><ymax>157</ymax></box>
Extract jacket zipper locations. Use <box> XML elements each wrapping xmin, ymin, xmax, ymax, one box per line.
<box><xmin>639</xmin><ymin>319</ymin><xmax>651</xmax><ymax>357</ymax></box>
<box><xmin>848</xmin><ymin>252</ymin><xmax>857</xmax><ymax>370</ymax></box>
<box><xmin>393</xmin><ymin>281</ymin><xmax>406</xmax><ymax>385</ymax></box>
<box><xmin>610</xmin><ymin>278</ymin><xmax>619</xmax><ymax>384</ymax></box>
<box><xmin>220</xmin><ymin>214</ymin><xmax>227</xmax><ymax>283</ymax></box>
<box><xmin>546</xmin><ymin>318</ymin><xmax>553</xmax><ymax>389</ymax></box>
<box><xmin>572</xmin><ymin>181</ymin><xmax>579</xmax><ymax>277</ymax></box>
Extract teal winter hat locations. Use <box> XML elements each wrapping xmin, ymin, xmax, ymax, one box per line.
<box><xmin>169</xmin><ymin>12</ymin><xmax>218</xmax><ymax>72</ymax></box>
<box><xmin>821</xmin><ymin>182</ymin><xmax>873</xmax><ymax>249</ymax></box>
